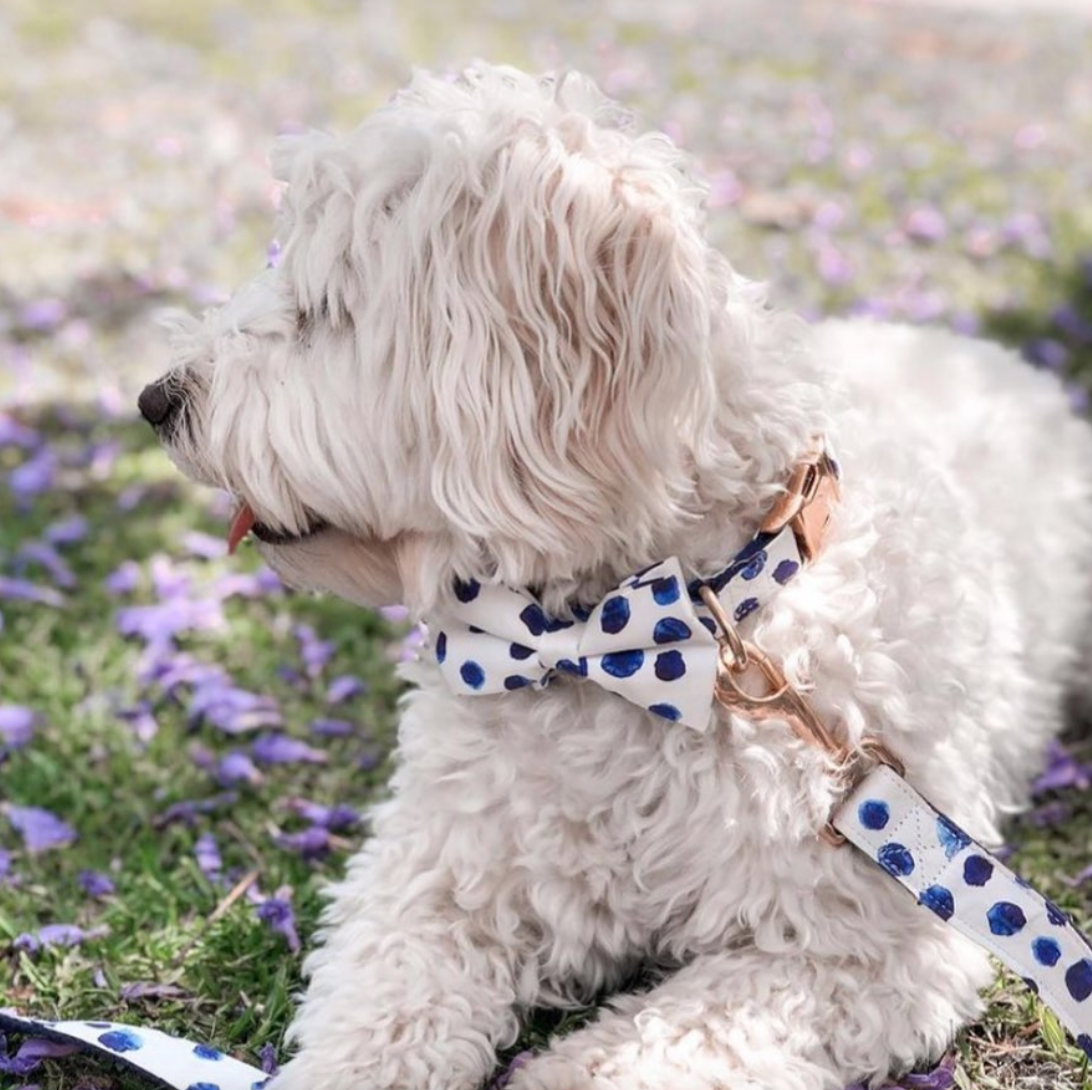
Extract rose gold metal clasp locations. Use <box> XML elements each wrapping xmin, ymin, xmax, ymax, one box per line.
<box><xmin>759</xmin><ymin>447</ymin><xmax>841</xmax><ymax>563</ymax></box>
<box><xmin>700</xmin><ymin>585</ymin><xmax>904</xmax><ymax>847</ymax></box>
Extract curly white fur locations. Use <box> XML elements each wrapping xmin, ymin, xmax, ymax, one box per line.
<box><xmin>152</xmin><ymin>64</ymin><xmax>1092</xmax><ymax>1090</ymax></box>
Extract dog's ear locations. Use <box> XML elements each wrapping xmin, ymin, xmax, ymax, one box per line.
<box><xmin>424</xmin><ymin>138</ymin><xmax>718</xmax><ymax>584</ymax></box>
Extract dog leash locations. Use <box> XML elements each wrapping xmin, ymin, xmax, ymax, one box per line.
<box><xmin>4</xmin><ymin>448</ymin><xmax>1090</xmax><ymax>1081</ymax></box>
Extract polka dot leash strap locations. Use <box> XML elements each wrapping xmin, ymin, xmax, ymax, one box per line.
<box><xmin>0</xmin><ymin>1013</ymin><xmax>269</xmax><ymax>1089</ymax></box>
<box><xmin>833</xmin><ymin>765</ymin><xmax>1092</xmax><ymax>1058</ymax></box>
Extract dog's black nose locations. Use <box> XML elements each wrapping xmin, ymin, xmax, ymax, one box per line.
<box><xmin>138</xmin><ymin>379</ymin><xmax>185</xmax><ymax>428</ymax></box>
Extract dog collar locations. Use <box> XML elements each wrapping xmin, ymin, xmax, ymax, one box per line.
<box><xmin>428</xmin><ymin>445</ymin><xmax>840</xmax><ymax>730</ymax></box>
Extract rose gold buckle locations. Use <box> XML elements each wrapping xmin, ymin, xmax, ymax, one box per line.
<box><xmin>759</xmin><ymin>447</ymin><xmax>841</xmax><ymax>563</ymax></box>
<box><xmin>701</xmin><ymin>585</ymin><xmax>903</xmax><ymax>847</ymax></box>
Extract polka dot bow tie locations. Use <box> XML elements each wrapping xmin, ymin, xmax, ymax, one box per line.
<box><xmin>430</xmin><ymin>508</ymin><xmax>811</xmax><ymax>731</ymax></box>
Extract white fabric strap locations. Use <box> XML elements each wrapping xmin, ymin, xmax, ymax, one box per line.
<box><xmin>429</xmin><ymin>522</ymin><xmax>806</xmax><ymax>732</ymax></box>
<box><xmin>833</xmin><ymin>765</ymin><xmax>1092</xmax><ymax>1058</ymax></box>
<box><xmin>0</xmin><ymin>1013</ymin><xmax>268</xmax><ymax>1089</ymax></box>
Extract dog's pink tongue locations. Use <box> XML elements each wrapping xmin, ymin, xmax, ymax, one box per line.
<box><xmin>227</xmin><ymin>503</ymin><xmax>257</xmax><ymax>555</ymax></box>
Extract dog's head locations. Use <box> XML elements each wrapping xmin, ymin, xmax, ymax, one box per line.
<box><xmin>143</xmin><ymin>64</ymin><xmax>735</xmax><ymax>613</ymax></box>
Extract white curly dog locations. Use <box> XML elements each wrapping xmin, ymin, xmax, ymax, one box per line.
<box><xmin>142</xmin><ymin>64</ymin><xmax>1092</xmax><ymax>1090</ymax></box>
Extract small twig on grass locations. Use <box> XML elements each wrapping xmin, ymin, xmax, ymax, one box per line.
<box><xmin>170</xmin><ymin>869</ymin><xmax>261</xmax><ymax>968</ymax></box>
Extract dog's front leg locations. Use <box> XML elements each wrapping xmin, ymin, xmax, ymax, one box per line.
<box><xmin>510</xmin><ymin>921</ymin><xmax>992</xmax><ymax>1090</ymax></box>
<box><xmin>270</xmin><ymin>819</ymin><xmax>524</xmax><ymax>1090</ymax></box>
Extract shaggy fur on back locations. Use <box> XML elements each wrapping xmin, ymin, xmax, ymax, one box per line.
<box><xmin>149</xmin><ymin>64</ymin><xmax>1092</xmax><ymax>1090</ymax></box>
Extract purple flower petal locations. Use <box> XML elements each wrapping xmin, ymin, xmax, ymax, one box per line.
<box><xmin>259</xmin><ymin>1042</ymin><xmax>280</xmax><ymax>1075</ymax></box>
<box><xmin>217</xmin><ymin>750</ymin><xmax>264</xmax><ymax>786</ymax></box>
<box><xmin>104</xmin><ymin>560</ymin><xmax>142</xmax><ymax>596</ymax></box>
<box><xmin>325</xmin><ymin>675</ymin><xmax>368</xmax><ymax>704</ymax></box>
<box><xmin>195</xmin><ymin>832</ymin><xmax>223</xmax><ymax>882</ymax></box>
<box><xmin>1023</xmin><ymin>338</ymin><xmax>1069</xmax><ymax>371</ymax></box>
<box><xmin>0</xmin><ymin>576</ymin><xmax>66</xmax><ymax>608</ymax></box>
<box><xmin>6</xmin><ymin>804</ymin><xmax>76</xmax><ymax>852</ymax></box>
<box><xmin>188</xmin><ymin>680</ymin><xmax>282</xmax><ymax>734</ymax></box>
<box><xmin>275</xmin><ymin>826</ymin><xmax>332</xmax><ymax>859</ymax></box>
<box><xmin>213</xmin><ymin>568</ymin><xmax>284</xmax><ymax>600</ymax></box>
<box><xmin>310</xmin><ymin>717</ymin><xmax>355</xmax><ymax>737</ymax></box>
<box><xmin>155</xmin><ymin>791</ymin><xmax>238</xmax><ymax>828</ymax></box>
<box><xmin>9</xmin><ymin>448</ymin><xmax>56</xmax><ymax>500</ymax></box>
<box><xmin>1064</xmin><ymin>862</ymin><xmax>1092</xmax><ymax>887</ymax></box>
<box><xmin>20</xmin><ymin>298</ymin><xmax>67</xmax><ymax>331</ymax></box>
<box><xmin>15</xmin><ymin>542</ymin><xmax>77</xmax><ymax>589</ymax></box>
<box><xmin>0</xmin><ymin>850</ymin><xmax>12</xmax><ymax>883</ymax></box>
<box><xmin>181</xmin><ymin>531</ymin><xmax>227</xmax><ymax>560</ymax></box>
<box><xmin>284</xmin><ymin>798</ymin><xmax>359</xmax><ymax>831</ymax></box>
<box><xmin>0</xmin><ymin>706</ymin><xmax>36</xmax><ymax>749</ymax></box>
<box><xmin>14</xmin><ymin>923</ymin><xmax>107</xmax><ymax>953</ymax></box>
<box><xmin>1032</xmin><ymin>740</ymin><xmax>1092</xmax><ymax>795</ymax></box>
<box><xmin>903</xmin><ymin>205</ymin><xmax>947</xmax><ymax>243</ymax></box>
<box><xmin>44</xmin><ymin>515</ymin><xmax>90</xmax><ymax>546</ymax></box>
<box><xmin>78</xmin><ymin>869</ymin><xmax>116</xmax><ymax>898</ymax></box>
<box><xmin>117</xmin><ymin>702</ymin><xmax>159</xmax><ymax>744</ymax></box>
<box><xmin>253</xmin><ymin>734</ymin><xmax>328</xmax><ymax>765</ymax></box>
<box><xmin>255</xmin><ymin>895</ymin><xmax>301</xmax><ymax>952</ymax></box>
<box><xmin>0</xmin><ymin>413</ymin><xmax>40</xmax><ymax>450</ymax></box>
<box><xmin>294</xmin><ymin>624</ymin><xmax>336</xmax><ymax>678</ymax></box>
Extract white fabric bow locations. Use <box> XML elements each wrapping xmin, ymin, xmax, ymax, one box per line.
<box><xmin>430</xmin><ymin>557</ymin><xmax>721</xmax><ymax>730</ymax></box>
<box><xmin>428</xmin><ymin>523</ymin><xmax>805</xmax><ymax>731</ymax></box>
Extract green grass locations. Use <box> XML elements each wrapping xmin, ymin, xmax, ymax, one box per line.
<box><xmin>0</xmin><ymin>412</ymin><xmax>407</xmax><ymax>1084</ymax></box>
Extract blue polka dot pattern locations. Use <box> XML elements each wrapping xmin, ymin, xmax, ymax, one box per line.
<box><xmin>509</xmin><ymin>642</ymin><xmax>534</xmax><ymax>660</ymax></box>
<box><xmin>739</xmin><ymin>551</ymin><xmax>766</xmax><ymax>580</ymax></box>
<box><xmin>649</xmin><ymin>702</ymin><xmax>682</xmax><ymax>721</ymax></box>
<box><xmin>459</xmin><ymin>661</ymin><xmax>485</xmax><ymax>689</ymax></box>
<box><xmin>187</xmin><ymin>1083</ymin><xmax>221</xmax><ymax>1090</ymax></box>
<box><xmin>1022</xmin><ymin>976</ymin><xmax>1040</xmax><ymax>995</ymax></box>
<box><xmin>773</xmin><ymin>559</ymin><xmax>799</xmax><ymax>584</ymax></box>
<box><xmin>963</xmin><ymin>855</ymin><xmax>993</xmax><ymax>887</ymax></box>
<box><xmin>654</xmin><ymin>651</ymin><xmax>686</xmax><ymax>681</ymax></box>
<box><xmin>504</xmin><ymin>675</ymin><xmax>531</xmax><ymax>690</ymax></box>
<box><xmin>936</xmin><ymin>815</ymin><xmax>971</xmax><ymax>860</ymax></box>
<box><xmin>653</xmin><ymin>617</ymin><xmax>691</xmax><ymax>644</ymax></box>
<box><xmin>601</xmin><ymin>650</ymin><xmax>644</xmax><ymax>678</ymax></box>
<box><xmin>453</xmin><ymin>577</ymin><xmax>480</xmax><ymax>602</ymax></box>
<box><xmin>1046</xmin><ymin>900</ymin><xmax>1068</xmax><ymax>926</ymax></box>
<box><xmin>600</xmin><ymin>596</ymin><xmax>631</xmax><ymax>634</ymax></box>
<box><xmin>1032</xmin><ymin>937</ymin><xmax>1062</xmax><ymax>967</ymax></box>
<box><xmin>858</xmin><ymin>799</ymin><xmax>890</xmax><ymax>831</ymax></box>
<box><xmin>99</xmin><ymin>1029</ymin><xmax>143</xmax><ymax>1053</ymax></box>
<box><xmin>734</xmin><ymin>598</ymin><xmax>760</xmax><ymax>623</ymax></box>
<box><xmin>555</xmin><ymin>657</ymin><xmax>586</xmax><ymax>676</ymax></box>
<box><xmin>1078</xmin><ymin>1034</ymin><xmax>1092</xmax><ymax>1059</ymax></box>
<box><xmin>987</xmin><ymin>902</ymin><xmax>1027</xmax><ymax>937</ymax></box>
<box><xmin>1066</xmin><ymin>958</ymin><xmax>1092</xmax><ymax>1002</ymax></box>
<box><xmin>519</xmin><ymin>603</ymin><xmax>548</xmax><ymax>637</ymax></box>
<box><xmin>835</xmin><ymin>763</ymin><xmax>1092</xmax><ymax>1062</ymax></box>
<box><xmin>878</xmin><ymin>843</ymin><xmax>915</xmax><ymax>877</ymax></box>
<box><xmin>919</xmin><ymin>885</ymin><xmax>955</xmax><ymax>921</ymax></box>
<box><xmin>435</xmin><ymin>631</ymin><xmax>447</xmax><ymax>664</ymax></box>
<box><xmin>193</xmin><ymin>1043</ymin><xmax>222</xmax><ymax>1060</ymax></box>
<box><xmin>651</xmin><ymin>576</ymin><xmax>680</xmax><ymax>605</ymax></box>
<box><xmin>699</xmin><ymin>616</ymin><xmax>718</xmax><ymax>636</ymax></box>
